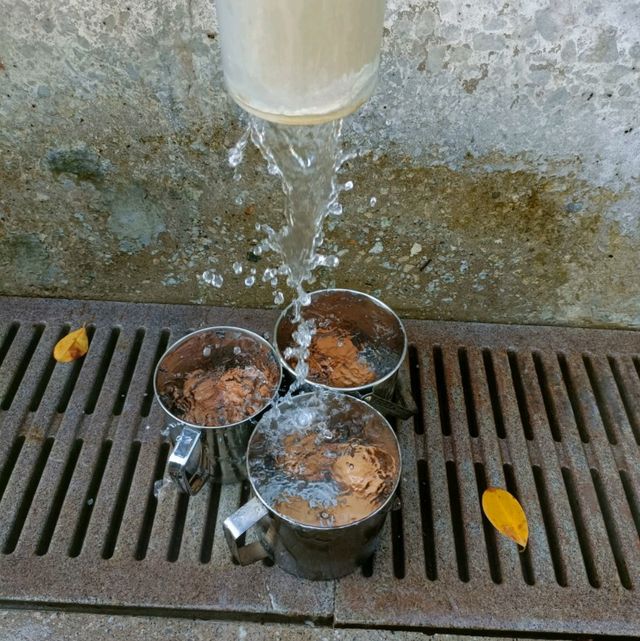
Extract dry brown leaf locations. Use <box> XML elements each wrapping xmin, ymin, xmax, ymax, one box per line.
<box><xmin>482</xmin><ymin>487</ymin><xmax>529</xmax><ymax>548</ymax></box>
<box><xmin>53</xmin><ymin>326</ymin><xmax>89</xmax><ymax>363</ymax></box>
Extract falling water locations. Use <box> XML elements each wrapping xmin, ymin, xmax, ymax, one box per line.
<box><xmin>230</xmin><ymin>117</ymin><xmax>349</xmax><ymax>301</ymax></box>
<box><xmin>228</xmin><ymin>115</ymin><xmax>357</xmax><ymax>387</ymax></box>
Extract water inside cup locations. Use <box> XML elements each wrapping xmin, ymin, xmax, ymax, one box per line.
<box><xmin>248</xmin><ymin>392</ymin><xmax>400</xmax><ymax>528</ymax></box>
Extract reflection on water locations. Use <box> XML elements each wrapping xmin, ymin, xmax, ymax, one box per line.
<box><xmin>249</xmin><ymin>393</ymin><xmax>400</xmax><ymax>527</ymax></box>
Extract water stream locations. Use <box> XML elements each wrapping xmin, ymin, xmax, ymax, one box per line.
<box><xmin>224</xmin><ymin>115</ymin><xmax>357</xmax><ymax>387</ymax></box>
<box><xmin>230</xmin><ymin>117</ymin><xmax>349</xmax><ymax>297</ymax></box>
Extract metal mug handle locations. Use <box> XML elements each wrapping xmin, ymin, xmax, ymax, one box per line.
<box><xmin>363</xmin><ymin>365</ymin><xmax>418</xmax><ymax>420</ymax></box>
<box><xmin>363</xmin><ymin>393</ymin><xmax>415</xmax><ymax>420</ymax></box>
<box><xmin>224</xmin><ymin>497</ymin><xmax>271</xmax><ymax>565</ymax></box>
<box><xmin>168</xmin><ymin>427</ymin><xmax>210</xmax><ymax>495</ymax></box>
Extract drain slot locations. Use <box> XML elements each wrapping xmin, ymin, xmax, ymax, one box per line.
<box><xmin>390</xmin><ymin>486</ymin><xmax>405</xmax><ymax>579</ymax></box>
<box><xmin>474</xmin><ymin>462</ymin><xmax>502</xmax><ymax>584</ymax></box>
<box><xmin>102</xmin><ymin>440</ymin><xmax>141</xmax><ymax>559</ymax></box>
<box><xmin>3</xmin><ymin>436</ymin><xmax>55</xmax><ymax>554</ymax></box>
<box><xmin>531</xmin><ymin>465</ymin><xmax>567</xmax><ymax>587</ymax></box>
<box><xmin>446</xmin><ymin>461</ymin><xmax>469</xmax><ymax>582</ymax></box>
<box><xmin>69</xmin><ymin>439</ymin><xmax>113</xmax><ymax>557</ymax></box>
<box><xmin>200</xmin><ymin>481</ymin><xmax>222</xmax><ymax>564</ymax></box>
<box><xmin>113</xmin><ymin>329</ymin><xmax>145</xmax><ymax>416</ymax></box>
<box><xmin>141</xmin><ymin>330</ymin><xmax>171</xmax><ymax>417</ymax></box>
<box><xmin>57</xmin><ymin>326</ymin><xmax>96</xmax><ymax>413</ymax></box>
<box><xmin>0</xmin><ymin>322</ymin><xmax>20</xmax><ymax>369</ymax></box>
<box><xmin>482</xmin><ymin>349</ymin><xmax>506</xmax><ymax>439</ymax></box>
<box><xmin>0</xmin><ymin>436</ymin><xmax>25</xmax><ymax>505</ymax></box>
<box><xmin>532</xmin><ymin>352</ymin><xmax>562</xmax><ymax>442</ymax></box>
<box><xmin>433</xmin><ymin>346</ymin><xmax>451</xmax><ymax>436</ymax></box>
<box><xmin>135</xmin><ymin>442</ymin><xmax>170</xmax><ymax>561</ymax></box>
<box><xmin>590</xmin><ymin>468</ymin><xmax>632</xmax><ymax>590</ymax></box>
<box><xmin>408</xmin><ymin>346</ymin><xmax>424</xmax><ymax>435</ymax></box>
<box><xmin>607</xmin><ymin>356</ymin><xmax>640</xmax><ymax>446</ymax></box>
<box><xmin>458</xmin><ymin>348</ymin><xmax>479</xmax><ymax>438</ymax></box>
<box><xmin>502</xmin><ymin>463</ymin><xmax>534</xmax><ymax>585</ymax></box>
<box><xmin>561</xmin><ymin>467</ymin><xmax>600</xmax><ymax>588</ymax></box>
<box><xmin>583</xmin><ymin>355</ymin><xmax>618</xmax><ymax>445</ymax></box>
<box><xmin>557</xmin><ymin>353</ymin><xmax>590</xmax><ymax>443</ymax></box>
<box><xmin>36</xmin><ymin>439</ymin><xmax>84</xmax><ymax>556</ymax></box>
<box><xmin>361</xmin><ymin>553</ymin><xmax>374</xmax><ymax>577</ymax></box>
<box><xmin>417</xmin><ymin>459</ymin><xmax>437</xmax><ymax>581</ymax></box>
<box><xmin>507</xmin><ymin>351</ymin><xmax>534</xmax><ymax>441</ymax></box>
<box><xmin>85</xmin><ymin>328</ymin><xmax>121</xmax><ymax>415</ymax></box>
<box><xmin>1</xmin><ymin>324</ymin><xmax>45</xmax><ymax>411</ymax></box>
<box><xmin>30</xmin><ymin>325</ymin><xmax>70</xmax><ymax>412</ymax></box>
<box><xmin>167</xmin><ymin>492</ymin><xmax>190</xmax><ymax>562</ymax></box>
<box><xmin>618</xmin><ymin>469</ymin><xmax>640</xmax><ymax>539</ymax></box>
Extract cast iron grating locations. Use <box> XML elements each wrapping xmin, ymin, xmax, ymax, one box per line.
<box><xmin>0</xmin><ymin>296</ymin><xmax>638</xmax><ymax>636</ymax></box>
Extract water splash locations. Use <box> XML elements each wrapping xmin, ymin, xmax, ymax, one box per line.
<box><xmin>228</xmin><ymin>116</ymin><xmax>355</xmax><ymax>387</ymax></box>
<box><xmin>248</xmin><ymin>392</ymin><xmax>400</xmax><ymax>528</ymax></box>
<box><xmin>233</xmin><ymin>117</ymin><xmax>347</xmax><ymax>308</ymax></box>
<box><xmin>202</xmin><ymin>270</ymin><xmax>224</xmax><ymax>288</ymax></box>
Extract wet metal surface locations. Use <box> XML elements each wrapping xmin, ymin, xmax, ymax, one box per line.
<box><xmin>0</xmin><ymin>297</ymin><xmax>638</xmax><ymax>635</ymax></box>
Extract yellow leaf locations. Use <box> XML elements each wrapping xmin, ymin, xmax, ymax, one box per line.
<box><xmin>53</xmin><ymin>326</ymin><xmax>89</xmax><ymax>363</ymax></box>
<box><xmin>482</xmin><ymin>487</ymin><xmax>529</xmax><ymax>548</ymax></box>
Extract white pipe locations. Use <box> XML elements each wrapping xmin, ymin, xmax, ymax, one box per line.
<box><xmin>216</xmin><ymin>0</ymin><xmax>385</xmax><ymax>125</ymax></box>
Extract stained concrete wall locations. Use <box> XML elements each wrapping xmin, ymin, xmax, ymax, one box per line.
<box><xmin>1</xmin><ymin>0</ymin><xmax>638</xmax><ymax>327</ymax></box>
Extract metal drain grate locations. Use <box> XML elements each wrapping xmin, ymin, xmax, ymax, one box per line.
<box><xmin>0</xmin><ymin>297</ymin><xmax>638</xmax><ymax>635</ymax></box>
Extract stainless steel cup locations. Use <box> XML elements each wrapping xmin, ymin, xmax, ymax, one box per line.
<box><xmin>274</xmin><ymin>289</ymin><xmax>413</xmax><ymax>419</ymax></box>
<box><xmin>223</xmin><ymin>392</ymin><xmax>402</xmax><ymax>580</ymax></box>
<box><xmin>154</xmin><ymin>327</ymin><xmax>282</xmax><ymax>493</ymax></box>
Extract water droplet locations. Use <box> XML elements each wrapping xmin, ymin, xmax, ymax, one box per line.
<box><xmin>229</xmin><ymin>127</ymin><xmax>250</xmax><ymax>168</ymax></box>
<box><xmin>154</xmin><ymin>478</ymin><xmax>169</xmax><ymax>498</ymax></box>
<box><xmin>274</xmin><ymin>291</ymin><xmax>284</xmax><ymax>305</ymax></box>
<box><xmin>263</xmin><ymin>267</ymin><xmax>277</xmax><ymax>282</ymax></box>
<box><xmin>233</xmin><ymin>346</ymin><xmax>242</xmax><ymax>355</ymax></box>
<box><xmin>202</xmin><ymin>270</ymin><xmax>224</xmax><ymax>288</ymax></box>
<box><xmin>232</xmin><ymin>262</ymin><xmax>243</xmax><ymax>275</ymax></box>
<box><xmin>322</xmin><ymin>255</ymin><xmax>339</xmax><ymax>268</ymax></box>
<box><xmin>244</xmin><ymin>276</ymin><xmax>255</xmax><ymax>287</ymax></box>
<box><xmin>234</xmin><ymin>195</ymin><xmax>243</xmax><ymax>206</ymax></box>
<box><xmin>253</xmin><ymin>245</ymin><xmax>263</xmax><ymax>256</ymax></box>
<box><xmin>343</xmin><ymin>180</ymin><xmax>354</xmax><ymax>191</ymax></box>
<box><xmin>202</xmin><ymin>346</ymin><xmax>212</xmax><ymax>357</ymax></box>
<box><xmin>300</xmin><ymin>292</ymin><xmax>311</xmax><ymax>306</ymax></box>
<box><xmin>328</xmin><ymin>202</ymin><xmax>343</xmax><ymax>216</ymax></box>
<box><xmin>369</xmin><ymin>196</ymin><xmax>377</xmax><ymax>207</ymax></box>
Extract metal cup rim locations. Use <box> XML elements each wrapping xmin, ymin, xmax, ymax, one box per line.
<box><xmin>246</xmin><ymin>390</ymin><xmax>403</xmax><ymax>532</ymax></box>
<box><xmin>273</xmin><ymin>288</ymin><xmax>408</xmax><ymax>393</ymax></box>
<box><xmin>153</xmin><ymin>326</ymin><xmax>283</xmax><ymax>430</ymax></box>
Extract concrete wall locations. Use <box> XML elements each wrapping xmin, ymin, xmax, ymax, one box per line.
<box><xmin>1</xmin><ymin>0</ymin><xmax>638</xmax><ymax>327</ymax></box>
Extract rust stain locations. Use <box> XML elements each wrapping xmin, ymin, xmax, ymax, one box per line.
<box><xmin>23</xmin><ymin>426</ymin><xmax>46</xmax><ymax>444</ymax></box>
